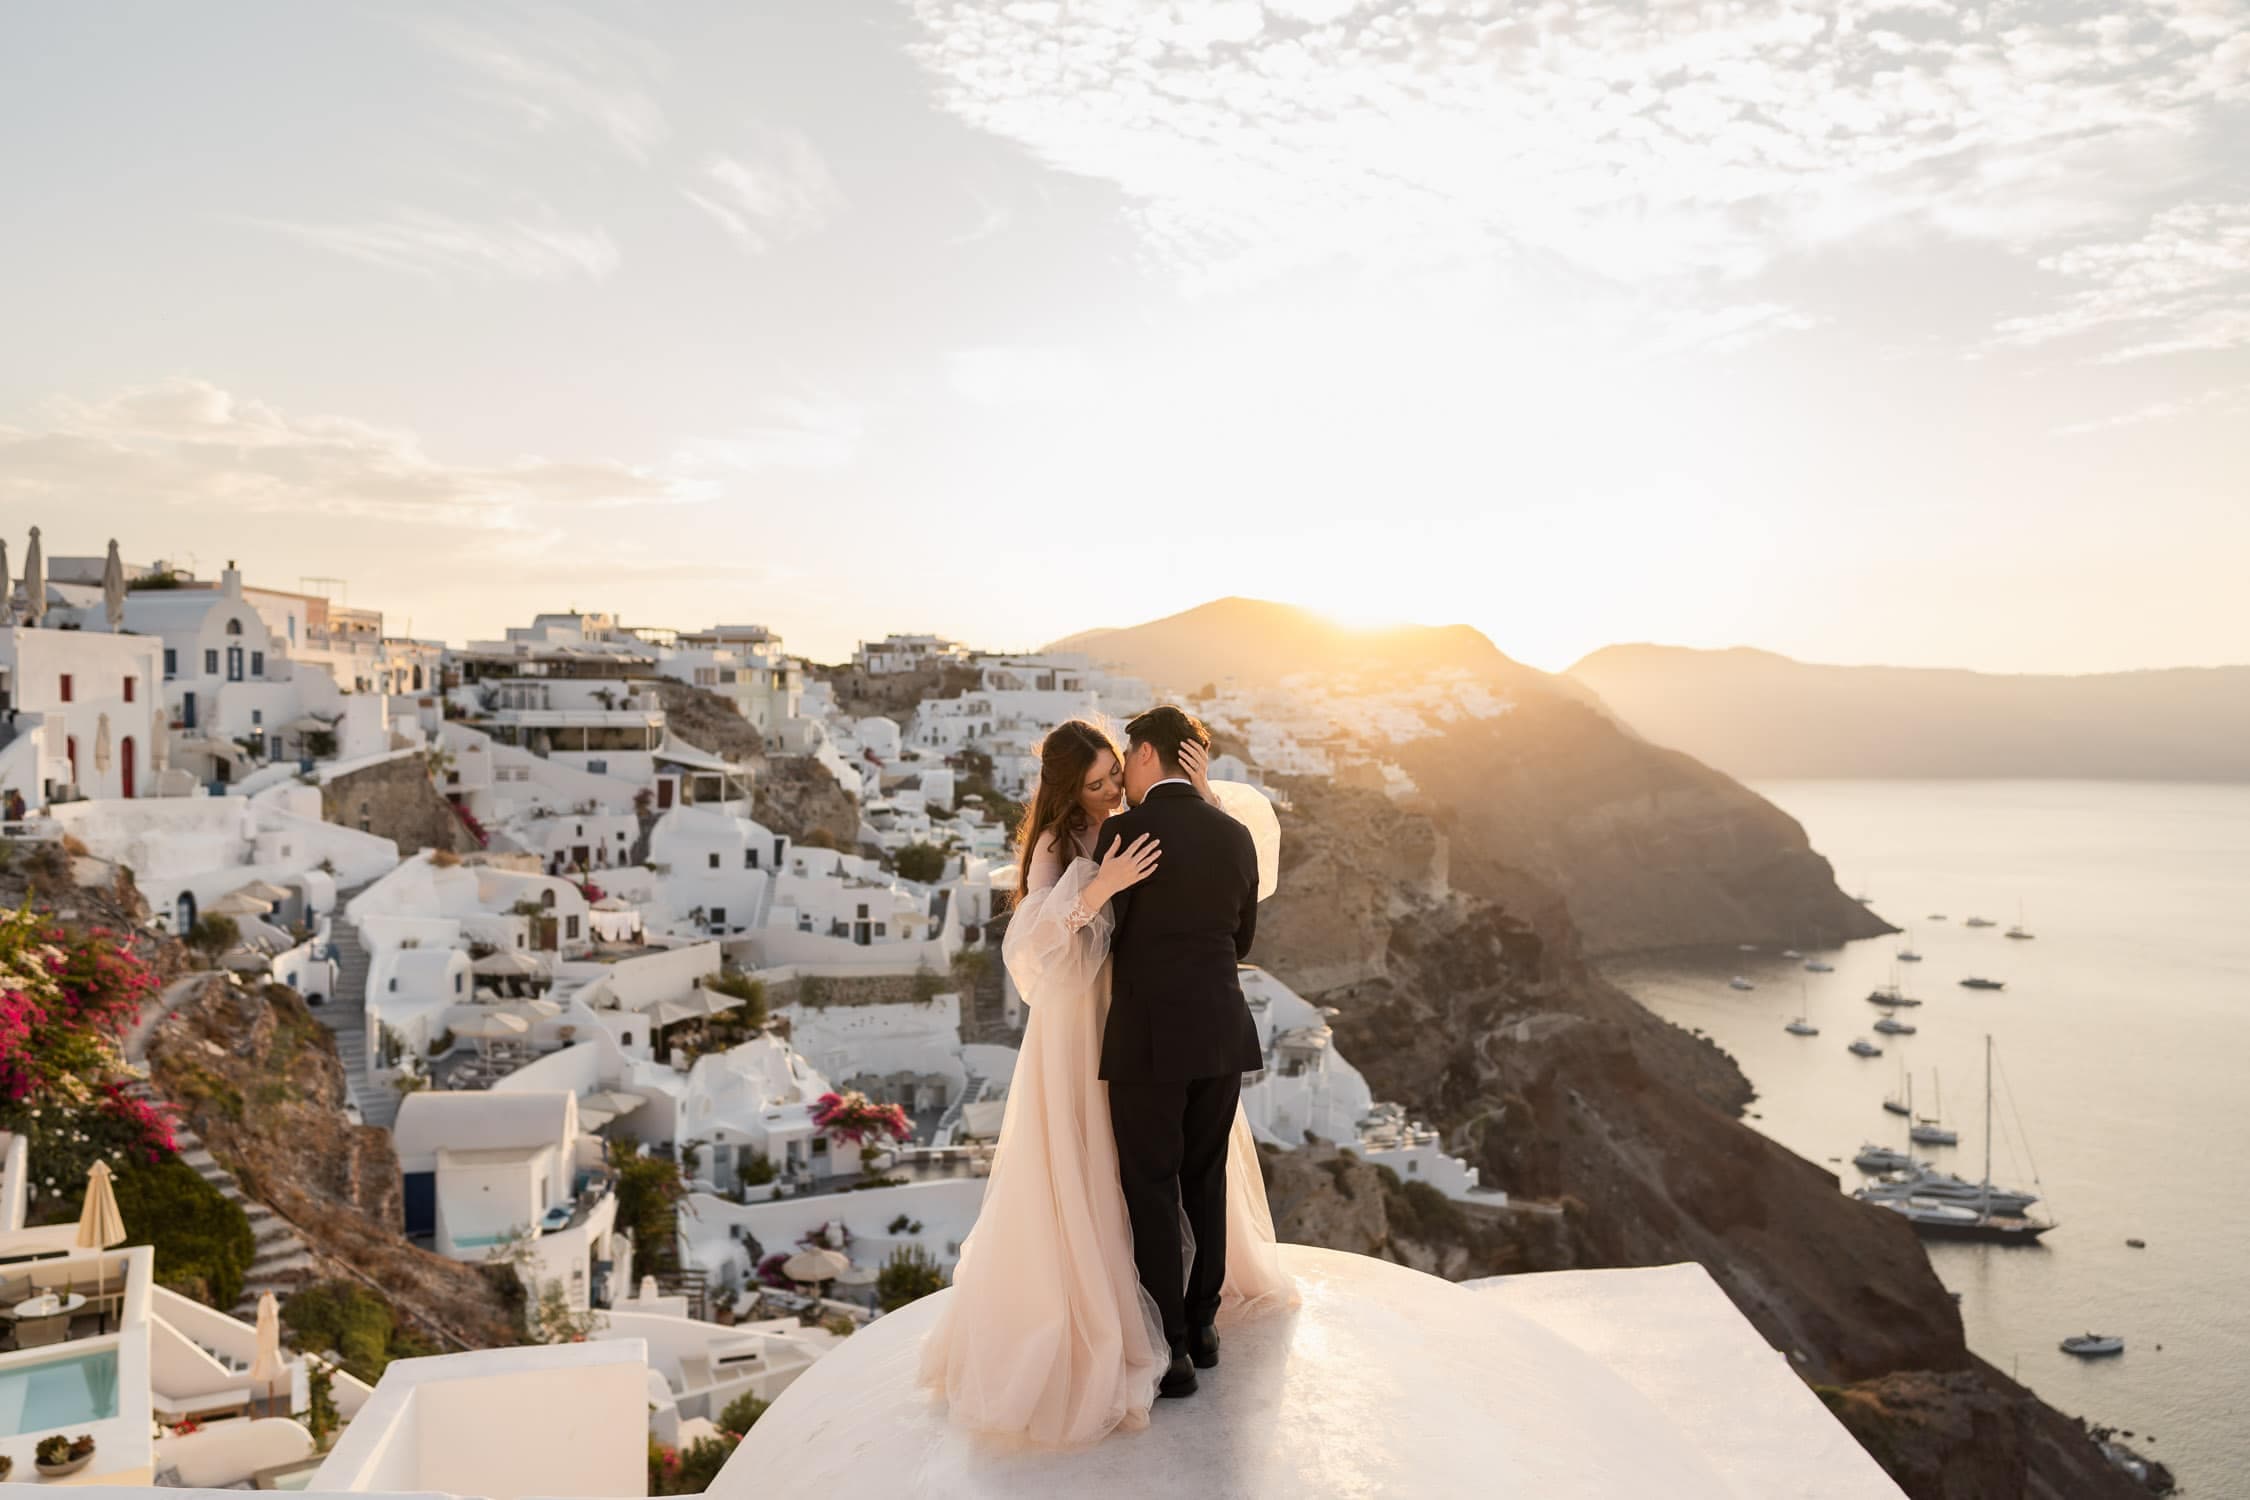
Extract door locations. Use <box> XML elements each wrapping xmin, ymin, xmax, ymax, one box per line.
<box><xmin>656</xmin><ymin>779</ymin><xmax>674</xmax><ymax>810</ymax></box>
<box><xmin>120</xmin><ymin>736</ymin><xmax>135</xmax><ymax>798</ymax></box>
<box><xmin>182</xmin><ymin>691</ymin><xmax>197</xmax><ymax>729</ymax></box>
<box><xmin>176</xmin><ymin>892</ymin><xmax>198</xmax><ymax>933</ymax></box>
<box><xmin>403</xmin><ymin>1172</ymin><xmax>437</xmax><ymax>1238</ymax></box>
<box><xmin>226</xmin><ymin>645</ymin><xmax>244</xmax><ymax>682</ymax></box>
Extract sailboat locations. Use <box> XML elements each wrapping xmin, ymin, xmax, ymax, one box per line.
<box><xmin>1877</xmin><ymin>1036</ymin><xmax>2054</xmax><ymax>1243</ymax></box>
<box><xmin>1964</xmin><ymin>915</ymin><xmax>1996</xmax><ymax>928</ymax></box>
<box><xmin>1910</xmin><ymin>1069</ymin><xmax>1957</xmax><ymax>1145</ymax></box>
<box><xmin>1897</xmin><ymin>927</ymin><xmax>1924</xmax><ymax>962</ymax></box>
<box><xmin>1884</xmin><ymin>1067</ymin><xmax>1913</xmax><ymax>1117</ymax></box>
<box><xmin>2006</xmin><ymin>899</ymin><xmax>2035</xmax><ymax>941</ymax></box>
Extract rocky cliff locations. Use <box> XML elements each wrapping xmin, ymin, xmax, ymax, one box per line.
<box><xmin>146</xmin><ymin>980</ymin><xmax>521</xmax><ymax>1350</ymax></box>
<box><xmin>1055</xmin><ymin>596</ymin><xmax>1890</xmax><ymax>955</ymax></box>
<box><xmin>322</xmin><ymin>755</ymin><xmax>477</xmax><ymax>857</ymax></box>
<box><xmin>1257</xmin><ymin>776</ymin><xmax>2154</xmax><ymax>1499</ymax></box>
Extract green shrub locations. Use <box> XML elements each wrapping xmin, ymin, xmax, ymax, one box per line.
<box><xmin>717</xmin><ymin>1391</ymin><xmax>769</xmax><ymax>1436</ymax></box>
<box><xmin>281</xmin><ymin>1280</ymin><xmax>436</xmax><ymax>1384</ymax></box>
<box><xmin>893</xmin><ymin>843</ymin><xmax>946</xmax><ymax>884</ymax></box>
<box><xmin>738</xmin><ymin>1153</ymin><xmax>776</xmax><ymax>1188</ymax></box>
<box><xmin>612</xmin><ymin>1142</ymin><xmax>684</xmax><ymax>1255</ymax></box>
<box><xmin>877</xmin><ymin>1244</ymin><xmax>946</xmax><ymax>1313</ymax></box>
<box><xmin>113</xmin><ymin>1153</ymin><xmax>256</xmax><ymax>1309</ymax></box>
<box><xmin>187</xmin><ymin>913</ymin><xmax>240</xmax><ymax>956</ymax></box>
<box><xmin>705</xmin><ymin>970</ymin><xmax>766</xmax><ymax>1028</ymax></box>
<box><xmin>649</xmin><ymin>1434</ymin><xmax>737</xmax><ymax>1495</ymax></box>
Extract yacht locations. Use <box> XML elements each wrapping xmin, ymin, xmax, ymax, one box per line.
<box><xmin>1882</xmin><ymin>1037</ymin><xmax>2055</xmax><ymax>1244</ymax></box>
<box><xmin>2061</xmin><ymin>1334</ymin><xmax>2124</xmax><ymax>1357</ymax></box>
<box><xmin>1897</xmin><ymin>948</ymin><xmax>1923</xmax><ymax>962</ymax></box>
<box><xmin>1853</xmin><ymin>1143</ymin><xmax>1917</xmax><ymax>1173</ymax></box>
<box><xmin>1866</xmin><ymin>984</ymin><xmax>1923</xmax><ymax>1008</ymax></box>
<box><xmin>1804</xmin><ymin>959</ymin><xmax>1836</xmax><ymax>973</ymax></box>
<box><xmin>1848</xmin><ymin>1038</ymin><xmax>1883</xmax><ymax>1058</ymax></box>
<box><xmin>1909</xmin><ymin>1120</ymin><xmax>1958</xmax><ymax>1146</ymax></box>
<box><xmin>1728</xmin><ymin>976</ymin><xmax>1755</xmax><ymax>991</ymax></box>
<box><xmin>1964</xmin><ymin>916</ymin><xmax>1997</xmax><ymax>928</ymax></box>
<box><xmin>1858</xmin><ymin>1168</ymin><xmax>2038</xmax><ymax>1216</ymax></box>
<box><xmin>1873</xmin><ymin>1015</ymin><xmax>1917</xmax><ymax>1036</ymax></box>
<box><xmin>1960</xmin><ymin>977</ymin><xmax>2005</xmax><ymax>991</ymax></box>
<box><xmin>1785</xmin><ymin>1017</ymin><xmax>1819</xmax><ymax>1036</ymax></box>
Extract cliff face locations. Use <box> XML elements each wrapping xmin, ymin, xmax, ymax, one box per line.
<box><xmin>1256</xmin><ymin>777</ymin><xmax>2151</xmax><ymax>1498</ymax></box>
<box><xmin>147</xmin><ymin>980</ymin><xmax>520</xmax><ymax>1350</ymax></box>
<box><xmin>1395</xmin><ymin>697</ymin><xmax>1892</xmax><ymax>956</ymax></box>
<box><xmin>322</xmin><ymin>756</ymin><xmax>476</xmax><ymax>857</ymax></box>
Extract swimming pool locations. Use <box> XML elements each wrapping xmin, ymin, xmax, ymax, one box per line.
<box><xmin>0</xmin><ymin>1347</ymin><xmax>120</xmax><ymax>1436</ymax></box>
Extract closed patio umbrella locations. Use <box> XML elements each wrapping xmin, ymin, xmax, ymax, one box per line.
<box><xmin>94</xmin><ymin>713</ymin><xmax>113</xmax><ymax>773</ymax></box>
<box><xmin>102</xmin><ymin>539</ymin><xmax>126</xmax><ymax>631</ymax></box>
<box><xmin>21</xmin><ymin>526</ymin><xmax>43</xmax><ymax>625</ymax></box>
<box><xmin>77</xmin><ymin>1161</ymin><xmax>126</xmax><ymax>1331</ymax></box>
<box><xmin>0</xmin><ymin>535</ymin><xmax>11</xmax><ymax>623</ymax></box>
<box><xmin>246</xmin><ymin>1292</ymin><xmax>287</xmax><ymax>1417</ymax></box>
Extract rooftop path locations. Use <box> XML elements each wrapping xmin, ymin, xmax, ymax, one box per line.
<box><xmin>721</xmin><ymin>1244</ymin><xmax>1904</xmax><ymax>1499</ymax></box>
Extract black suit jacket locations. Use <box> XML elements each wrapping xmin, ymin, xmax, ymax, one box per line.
<box><xmin>1094</xmin><ymin>782</ymin><xmax>1263</xmax><ymax>1083</ymax></box>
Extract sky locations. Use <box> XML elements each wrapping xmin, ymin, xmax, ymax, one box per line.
<box><xmin>2</xmin><ymin>0</ymin><xmax>2245</xmax><ymax>675</ymax></box>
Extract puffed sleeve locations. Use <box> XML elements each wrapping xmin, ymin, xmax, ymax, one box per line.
<box><xmin>1003</xmin><ymin>835</ymin><xmax>1112</xmax><ymax>1006</ymax></box>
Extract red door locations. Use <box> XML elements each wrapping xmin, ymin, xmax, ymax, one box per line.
<box><xmin>121</xmin><ymin>737</ymin><xmax>136</xmax><ymax>798</ymax></box>
<box><xmin>66</xmin><ymin>736</ymin><xmax>78</xmax><ymax>787</ymax></box>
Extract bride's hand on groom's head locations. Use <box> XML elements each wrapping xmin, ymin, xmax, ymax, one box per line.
<box><xmin>1179</xmin><ymin>740</ymin><xmax>1217</xmax><ymax>803</ymax></box>
<box><xmin>1093</xmin><ymin>832</ymin><xmax>1161</xmax><ymax>902</ymax></box>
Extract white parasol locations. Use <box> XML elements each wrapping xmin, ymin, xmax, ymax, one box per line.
<box><xmin>21</xmin><ymin>526</ymin><xmax>43</xmax><ymax>625</ymax></box>
<box><xmin>102</xmin><ymin>539</ymin><xmax>126</xmax><ymax>631</ymax></box>
<box><xmin>781</xmin><ymin>1248</ymin><xmax>849</xmax><ymax>1285</ymax></box>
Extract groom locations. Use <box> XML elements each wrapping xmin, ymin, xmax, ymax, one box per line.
<box><xmin>1094</xmin><ymin>706</ymin><xmax>1263</xmax><ymax>1399</ymax></box>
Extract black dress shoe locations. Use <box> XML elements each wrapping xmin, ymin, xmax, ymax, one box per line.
<box><xmin>1158</xmin><ymin>1347</ymin><xmax>1199</xmax><ymax>1398</ymax></box>
<box><xmin>1187</xmin><ymin>1323</ymin><xmax>1220</xmax><ymax>1369</ymax></box>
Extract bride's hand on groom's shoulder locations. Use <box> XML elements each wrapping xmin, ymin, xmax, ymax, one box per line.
<box><xmin>1091</xmin><ymin>832</ymin><xmax>1162</xmax><ymax>904</ymax></box>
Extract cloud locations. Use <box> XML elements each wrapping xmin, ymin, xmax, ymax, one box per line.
<box><xmin>906</xmin><ymin>0</ymin><xmax>2247</xmax><ymax>297</ymax></box>
<box><xmin>1995</xmin><ymin>202</ymin><xmax>2250</xmax><ymax>360</ymax></box>
<box><xmin>680</xmin><ymin>131</ymin><xmax>846</xmax><ymax>254</ymax></box>
<box><xmin>0</xmin><ymin>378</ymin><xmax>687</xmax><ymax>528</ymax></box>
<box><xmin>2052</xmin><ymin>383</ymin><xmax>2250</xmax><ymax>434</ymax></box>
<box><xmin>253</xmin><ymin>207</ymin><xmax>620</xmax><ymax>283</ymax></box>
<box><xmin>413</xmin><ymin>10</ymin><xmax>669</xmax><ymax>161</ymax></box>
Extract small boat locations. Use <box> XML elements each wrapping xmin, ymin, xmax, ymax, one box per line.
<box><xmin>1781</xmin><ymin>948</ymin><xmax>1803</xmax><ymax>959</ymax></box>
<box><xmin>1804</xmin><ymin>959</ymin><xmax>1835</xmax><ymax>973</ymax></box>
<box><xmin>1897</xmin><ymin>949</ymin><xmax>1923</xmax><ymax>962</ymax></box>
<box><xmin>1848</xmin><ymin>1038</ymin><xmax>1883</xmax><ymax>1057</ymax></box>
<box><xmin>2006</xmin><ymin>900</ymin><xmax>2034</xmax><ymax>940</ymax></box>
<box><xmin>2061</xmin><ymin>1334</ymin><xmax>2124</xmax><ymax>1357</ymax></box>
<box><xmin>1927</xmin><ymin>914</ymin><xmax>1948</xmax><ymax>922</ymax></box>
<box><xmin>1874</xmin><ymin>1015</ymin><xmax>1917</xmax><ymax>1035</ymax></box>
<box><xmin>1728</xmin><ymin>976</ymin><xmax>1755</xmax><ymax>991</ymax></box>
<box><xmin>1884</xmin><ymin>1066</ymin><xmax>1913</xmax><ymax>1116</ymax></box>
<box><xmin>1909</xmin><ymin>1120</ymin><xmax>1958</xmax><ymax>1146</ymax></box>
<box><xmin>1866</xmin><ymin>985</ymin><xmax>1923</xmax><ymax>1008</ymax></box>
<box><xmin>1737</xmin><ymin>943</ymin><xmax>1759</xmax><ymax>953</ymax></box>
<box><xmin>1785</xmin><ymin>1017</ymin><xmax>1819</xmax><ymax>1036</ymax></box>
<box><xmin>1960</xmin><ymin>977</ymin><xmax>2005</xmax><ymax>991</ymax></box>
<box><xmin>1964</xmin><ymin>916</ymin><xmax>1996</xmax><ymax>928</ymax></box>
<box><xmin>2126</xmin><ymin>1238</ymin><xmax>2147</xmax><ymax>1249</ymax></box>
<box><xmin>1853</xmin><ymin>1144</ymin><xmax>1917</xmax><ymax>1172</ymax></box>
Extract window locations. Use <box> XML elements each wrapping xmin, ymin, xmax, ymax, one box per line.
<box><xmin>453</xmin><ymin>973</ymin><xmax>463</xmax><ymax>994</ymax></box>
<box><xmin>708</xmin><ymin>852</ymin><xmax>721</xmax><ymax>869</ymax></box>
<box><xmin>163</xmin><ymin>648</ymin><xmax>176</xmax><ymax>678</ymax></box>
<box><xmin>587</xmin><ymin>758</ymin><xmax>608</xmax><ymax>774</ymax></box>
<box><xmin>123</xmin><ymin>677</ymin><xmax>136</xmax><ymax>703</ymax></box>
<box><xmin>709</xmin><ymin>908</ymin><xmax>726</xmax><ymax>927</ymax></box>
<box><xmin>250</xmin><ymin>651</ymin><xmax>264</xmax><ymax>676</ymax></box>
<box><xmin>875</xmin><ymin>922</ymin><xmax>887</xmax><ymax>937</ymax></box>
<box><xmin>225</xmin><ymin>617</ymin><xmax>243</xmax><ymax>636</ymax></box>
<box><xmin>744</xmin><ymin>849</ymin><xmax>756</xmax><ymax>868</ymax></box>
<box><xmin>540</xmin><ymin>890</ymin><xmax>556</xmax><ymax>909</ymax></box>
<box><xmin>566</xmin><ymin>915</ymin><xmax>580</xmax><ymax>940</ymax></box>
<box><xmin>204</xmin><ymin>648</ymin><xmax>219</xmax><ymax>675</ymax></box>
<box><xmin>251</xmin><ymin>709</ymin><xmax>263</xmax><ymax>726</ymax></box>
<box><xmin>388</xmin><ymin>978</ymin><xmax>398</xmax><ymax>993</ymax></box>
<box><xmin>857</xmin><ymin>903</ymin><xmax>870</xmax><ymax>919</ymax></box>
<box><xmin>58</xmin><ymin>674</ymin><xmax>73</xmax><ymax>703</ymax></box>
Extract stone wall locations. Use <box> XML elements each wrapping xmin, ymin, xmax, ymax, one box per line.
<box><xmin>322</xmin><ymin>756</ymin><xmax>477</xmax><ymax>858</ymax></box>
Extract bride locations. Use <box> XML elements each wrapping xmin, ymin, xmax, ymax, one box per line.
<box><xmin>917</xmin><ymin>718</ymin><xmax>1296</xmax><ymax>1446</ymax></box>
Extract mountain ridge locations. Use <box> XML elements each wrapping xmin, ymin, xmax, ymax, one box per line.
<box><xmin>1568</xmin><ymin>643</ymin><xmax>2250</xmax><ymax>782</ymax></box>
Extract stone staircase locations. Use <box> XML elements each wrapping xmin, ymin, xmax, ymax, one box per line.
<box><xmin>175</xmin><ymin>1125</ymin><xmax>322</xmax><ymax>1319</ymax></box>
<box><xmin>318</xmin><ymin>905</ymin><xmax>397</xmax><ymax>1130</ymax></box>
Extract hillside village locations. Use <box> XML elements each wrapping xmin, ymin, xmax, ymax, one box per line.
<box><xmin>0</xmin><ymin>539</ymin><xmax>1519</xmax><ymax>1490</ymax></box>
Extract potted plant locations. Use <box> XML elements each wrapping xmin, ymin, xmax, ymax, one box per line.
<box><xmin>0</xmin><ymin>1454</ymin><xmax>12</xmax><ymax>1482</ymax></box>
<box><xmin>36</xmin><ymin>1434</ymin><xmax>97</xmax><ymax>1478</ymax></box>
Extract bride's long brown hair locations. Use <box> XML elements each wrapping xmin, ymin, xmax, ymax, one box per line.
<box><xmin>1013</xmin><ymin>720</ymin><xmax>1121</xmax><ymax>906</ymax></box>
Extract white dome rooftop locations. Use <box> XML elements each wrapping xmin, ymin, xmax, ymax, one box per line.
<box><xmin>721</xmin><ymin>1245</ymin><xmax>1901</xmax><ymax>1499</ymax></box>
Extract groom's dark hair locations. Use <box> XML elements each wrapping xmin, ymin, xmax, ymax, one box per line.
<box><xmin>1125</xmin><ymin>705</ymin><xmax>1211</xmax><ymax>777</ymax></box>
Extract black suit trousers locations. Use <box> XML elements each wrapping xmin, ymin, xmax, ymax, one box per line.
<box><xmin>1108</xmin><ymin>1070</ymin><xmax>1241</xmax><ymax>1349</ymax></box>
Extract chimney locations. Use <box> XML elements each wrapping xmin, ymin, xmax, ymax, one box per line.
<box><xmin>222</xmin><ymin>560</ymin><xmax>243</xmax><ymax>598</ymax></box>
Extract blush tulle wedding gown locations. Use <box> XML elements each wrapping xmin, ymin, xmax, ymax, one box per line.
<box><xmin>916</xmin><ymin>789</ymin><xmax>1297</xmax><ymax>1446</ymax></box>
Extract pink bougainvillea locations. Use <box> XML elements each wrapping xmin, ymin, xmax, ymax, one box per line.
<box><xmin>809</xmin><ymin>1089</ymin><xmax>911</xmax><ymax>1147</ymax></box>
